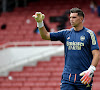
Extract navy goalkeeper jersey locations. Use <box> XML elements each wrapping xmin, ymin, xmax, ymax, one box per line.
<box><xmin>50</xmin><ymin>27</ymin><xmax>99</xmax><ymax>74</ymax></box>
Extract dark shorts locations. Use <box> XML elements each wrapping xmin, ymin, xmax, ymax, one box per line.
<box><xmin>60</xmin><ymin>73</ymin><xmax>92</xmax><ymax>90</ymax></box>
<box><xmin>60</xmin><ymin>83</ymin><xmax>91</xmax><ymax>90</ymax></box>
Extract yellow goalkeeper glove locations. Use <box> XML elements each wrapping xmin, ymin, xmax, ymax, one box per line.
<box><xmin>32</xmin><ymin>12</ymin><xmax>45</xmax><ymax>28</ymax></box>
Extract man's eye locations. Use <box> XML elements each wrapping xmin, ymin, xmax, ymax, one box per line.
<box><xmin>73</xmin><ymin>17</ymin><xmax>76</xmax><ymax>18</ymax></box>
<box><xmin>70</xmin><ymin>17</ymin><xmax>76</xmax><ymax>18</ymax></box>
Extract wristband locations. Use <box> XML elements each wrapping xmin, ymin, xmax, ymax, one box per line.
<box><xmin>89</xmin><ymin>65</ymin><xmax>96</xmax><ymax>72</ymax></box>
<box><xmin>37</xmin><ymin>21</ymin><xmax>44</xmax><ymax>28</ymax></box>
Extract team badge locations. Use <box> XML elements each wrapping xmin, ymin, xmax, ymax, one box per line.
<box><xmin>80</xmin><ymin>36</ymin><xmax>85</xmax><ymax>41</ymax></box>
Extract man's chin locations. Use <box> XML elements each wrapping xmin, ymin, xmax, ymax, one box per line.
<box><xmin>71</xmin><ymin>24</ymin><xmax>77</xmax><ymax>27</ymax></box>
<box><xmin>71</xmin><ymin>25</ymin><xmax>75</xmax><ymax>27</ymax></box>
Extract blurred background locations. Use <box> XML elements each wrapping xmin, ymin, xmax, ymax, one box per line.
<box><xmin>0</xmin><ymin>0</ymin><xmax>100</xmax><ymax>90</ymax></box>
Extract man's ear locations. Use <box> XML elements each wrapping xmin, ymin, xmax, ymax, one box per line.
<box><xmin>80</xmin><ymin>17</ymin><xmax>84</xmax><ymax>22</ymax></box>
<box><xmin>82</xmin><ymin>19</ymin><xmax>84</xmax><ymax>23</ymax></box>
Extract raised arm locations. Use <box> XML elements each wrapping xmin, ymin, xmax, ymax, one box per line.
<box><xmin>32</xmin><ymin>12</ymin><xmax>50</xmax><ymax>40</ymax></box>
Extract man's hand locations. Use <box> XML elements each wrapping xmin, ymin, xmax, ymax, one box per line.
<box><xmin>32</xmin><ymin>12</ymin><xmax>50</xmax><ymax>40</ymax></box>
<box><xmin>80</xmin><ymin>65</ymin><xmax>96</xmax><ymax>85</ymax></box>
<box><xmin>32</xmin><ymin>12</ymin><xmax>45</xmax><ymax>22</ymax></box>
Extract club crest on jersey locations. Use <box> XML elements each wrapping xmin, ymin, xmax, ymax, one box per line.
<box><xmin>80</xmin><ymin>36</ymin><xmax>85</xmax><ymax>41</ymax></box>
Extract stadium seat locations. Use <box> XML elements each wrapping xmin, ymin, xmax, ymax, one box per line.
<box><xmin>0</xmin><ymin>0</ymin><xmax>100</xmax><ymax>89</ymax></box>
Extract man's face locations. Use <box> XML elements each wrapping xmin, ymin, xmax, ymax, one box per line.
<box><xmin>70</xmin><ymin>13</ymin><xmax>83</xmax><ymax>27</ymax></box>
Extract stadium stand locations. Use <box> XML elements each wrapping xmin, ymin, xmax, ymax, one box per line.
<box><xmin>0</xmin><ymin>0</ymin><xmax>100</xmax><ymax>90</ymax></box>
<box><xmin>0</xmin><ymin>0</ymin><xmax>100</xmax><ymax>43</ymax></box>
<box><xmin>0</xmin><ymin>56</ymin><xmax>64</xmax><ymax>90</ymax></box>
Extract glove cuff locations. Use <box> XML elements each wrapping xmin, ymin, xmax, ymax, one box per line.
<box><xmin>37</xmin><ymin>21</ymin><xmax>44</xmax><ymax>28</ymax></box>
<box><xmin>89</xmin><ymin>65</ymin><xmax>96</xmax><ymax>72</ymax></box>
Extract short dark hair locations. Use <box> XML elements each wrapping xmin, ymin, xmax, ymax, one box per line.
<box><xmin>70</xmin><ymin>8</ymin><xmax>84</xmax><ymax>18</ymax></box>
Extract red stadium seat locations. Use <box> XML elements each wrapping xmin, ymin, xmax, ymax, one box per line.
<box><xmin>0</xmin><ymin>0</ymin><xmax>100</xmax><ymax>89</ymax></box>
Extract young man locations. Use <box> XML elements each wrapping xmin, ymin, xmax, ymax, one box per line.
<box><xmin>32</xmin><ymin>8</ymin><xmax>99</xmax><ymax>90</ymax></box>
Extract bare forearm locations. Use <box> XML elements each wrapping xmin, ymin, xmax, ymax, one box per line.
<box><xmin>91</xmin><ymin>50</ymin><xmax>100</xmax><ymax>67</ymax></box>
<box><xmin>33</xmin><ymin>12</ymin><xmax>50</xmax><ymax>40</ymax></box>
<box><xmin>39</xmin><ymin>26</ymin><xmax>50</xmax><ymax>40</ymax></box>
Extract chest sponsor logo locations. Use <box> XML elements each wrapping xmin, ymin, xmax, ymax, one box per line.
<box><xmin>66</xmin><ymin>41</ymin><xmax>84</xmax><ymax>50</ymax></box>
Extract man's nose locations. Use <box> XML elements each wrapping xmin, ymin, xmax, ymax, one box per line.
<box><xmin>70</xmin><ymin>19</ymin><xmax>73</xmax><ymax>22</ymax></box>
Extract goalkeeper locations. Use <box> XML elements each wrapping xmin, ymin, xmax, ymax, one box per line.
<box><xmin>32</xmin><ymin>8</ymin><xmax>99</xmax><ymax>90</ymax></box>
